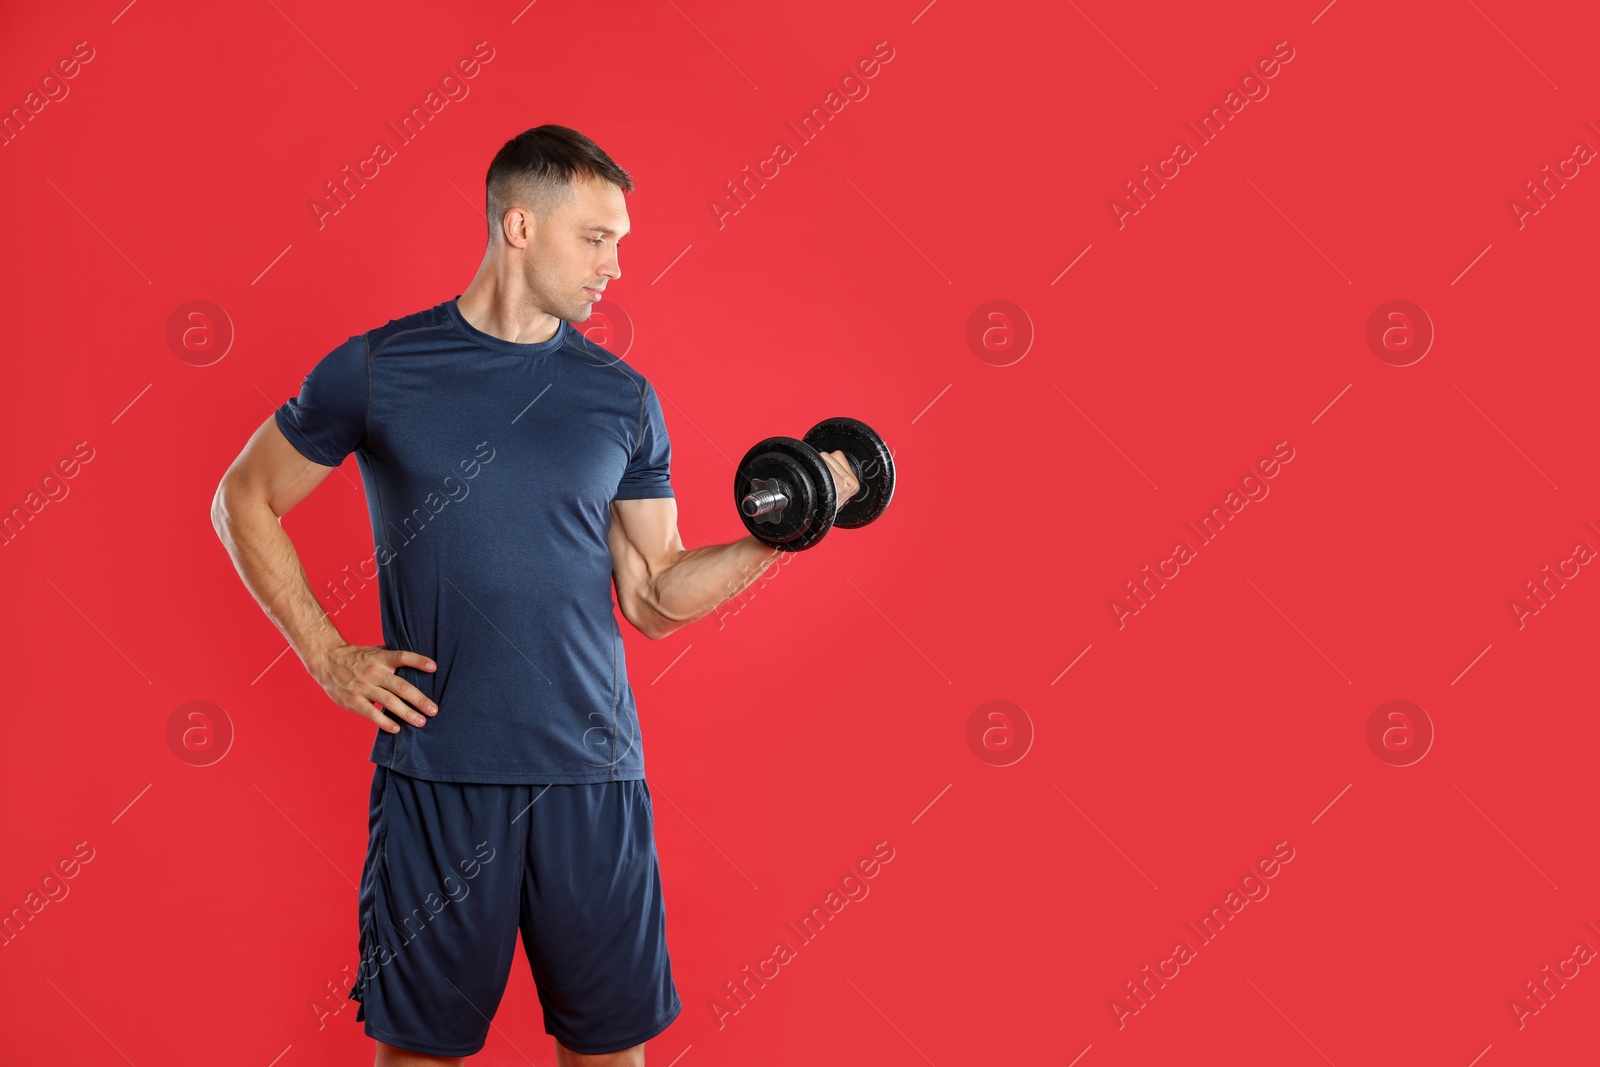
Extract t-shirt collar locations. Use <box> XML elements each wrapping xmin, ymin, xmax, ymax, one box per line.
<box><xmin>446</xmin><ymin>295</ymin><xmax>568</xmax><ymax>356</ymax></box>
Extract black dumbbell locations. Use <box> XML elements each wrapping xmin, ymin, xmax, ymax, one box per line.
<box><xmin>733</xmin><ymin>417</ymin><xmax>896</xmax><ymax>551</ymax></box>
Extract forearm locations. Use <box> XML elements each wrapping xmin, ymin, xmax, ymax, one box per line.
<box><xmin>645</xmin><ymin>535</ymin><xmax>781</xmax><ymax>637</ymax></box>
<box><xmin>211</xmin><ymin>487</ymin><xmax>347</xmax><ymax>672</ymax></box>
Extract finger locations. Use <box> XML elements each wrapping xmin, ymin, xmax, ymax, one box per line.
<box><xmin>822</xmin><ymin>452</ymin><xmax>858</xmax><ymax>501</ymax></box>
<box><xmin>364</xmin><ymin>701</ymin><xmax>402</xmax><ymax>733</ymax></box>
<box><xmin>380</xmin><ymin>675</ymin><xmax>439</xmax><ymax>717</ymax></box>
<box><xmin>369</xmin><ymin>687</ymin><xmax>428</xmax><ymax>729</ymax></box>
<box><xmin>391</xmin><ymin>649</ymin><xmax>437</xmax><ymax>672</ymax></box>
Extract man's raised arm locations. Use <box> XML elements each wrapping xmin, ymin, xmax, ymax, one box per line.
<box><xmin>608</xmin><ymin>450</ymin><xmax>858</xmax><ymax>640</ymax></box>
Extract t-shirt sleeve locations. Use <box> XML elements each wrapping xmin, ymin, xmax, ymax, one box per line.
<box><xmin>614</xmin><ymin>382</ymin><xmax>675</xmax><ymax>500</ymax></box>
<box><xmin>273</xmin><ymin>334</ymin><xmax>369</xmax><ymax>467</ymax></box>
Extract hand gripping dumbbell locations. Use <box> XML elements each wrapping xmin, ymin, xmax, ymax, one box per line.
<box><xmin>734</xmin><ymin>417</ymin><xmax>896</xmax><ymax>551</ymax></box>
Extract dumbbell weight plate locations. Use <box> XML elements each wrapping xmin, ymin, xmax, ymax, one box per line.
<box><xmin>802</xmin><ymin>417</ymin><xmax>895</xmax><ymax>530</ymax></box>
<box><xmin>733</xmin><ymin>436</ymin><xmax>837</xmax><ymax>551</ymax></box>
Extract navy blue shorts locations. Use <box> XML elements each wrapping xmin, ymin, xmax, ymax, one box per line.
<box><xmin>348</xmin><ymin>764</ymin><xmax>682</xmax><ymax>1057</ymax></box>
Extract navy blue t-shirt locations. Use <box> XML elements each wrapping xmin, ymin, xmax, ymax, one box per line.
<box><xmin>274</xmin><ymin>296</ymin><xmax>674</xmax><ymax>784</ymax></box>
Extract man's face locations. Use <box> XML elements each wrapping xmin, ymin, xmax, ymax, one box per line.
<box><xmin>523</xmin><ymin>173</ymin><xmax>629</xmax><ymax>323</ymax></box>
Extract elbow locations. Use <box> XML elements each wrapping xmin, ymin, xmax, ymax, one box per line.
<box><xmin>634</xmin><ymin>610</ymin><xmax>678</xmax><ymax>642</ymax></box>
<box><xmin>621</xmin><ymin>592</ymin><xmax>679</xmax><ymax>642</ymax></box>
<box><xmin>210</xmin><ymin>481</ymin><xmax>231</xmax><ymax>537</ymax></box>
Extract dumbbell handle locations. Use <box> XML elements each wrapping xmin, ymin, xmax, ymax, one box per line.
<box><xmin>740</xmin><ymin>451</ymin><xmax>863</xmax><ymax>518</ymax></box>
<box><xmin>741</xmin><ymin>485</ymin><xmax>789</xmax><ymax>518</ymax></box>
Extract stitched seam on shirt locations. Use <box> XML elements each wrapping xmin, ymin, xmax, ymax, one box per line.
<box><xmin>609</xmin><ymin>618</ymin><xmax>620</xmax><ymax>775</ymax></box>
<box><xmin>371</xmin><ymin>321</ymin><xmax>452</xmax><ymax>357</ymax></box>
<box><xmin>560</xmin><ymin>333</ymin><xmax>649</xmax><ymax>461</ymax></box>
<box><xmin>366</xmin><ymin>321</ymin><xmax>450</xmax><ymax>446</ymax></box>
<box><xmin>634</xmin><ymin>382</ymin><xmax>650</xmax><ymax>462</ymax></box>
<box><xmin>363</xmin><ymin>332</ymin><xmax>373</xmax><ymax>447</ymax></box>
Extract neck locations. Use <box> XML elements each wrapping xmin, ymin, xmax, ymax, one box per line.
<box><xmin>457</xmin><ymin>261</ymin><xmax>562</xmax><ymax>345</ymax></box>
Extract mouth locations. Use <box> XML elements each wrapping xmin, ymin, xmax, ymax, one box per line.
<box><xmin>583</xmin><ymin>287</ymin><xmax>604</xmax><ymax>302</ymax></box>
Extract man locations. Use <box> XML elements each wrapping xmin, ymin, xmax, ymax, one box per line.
<box><xmin>211</xmin><ymin>125</ymin><xmax>859</xmax><ymax>1066</ymax></box>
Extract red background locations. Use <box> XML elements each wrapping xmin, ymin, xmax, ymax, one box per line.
<box><xmin>3</xmin><ymin>1</ymin><xmax>1597</xmax><ymax>1064</ymax></box>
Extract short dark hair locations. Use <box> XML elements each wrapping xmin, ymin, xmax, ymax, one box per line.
<box><xmin>484</xmin><ymin>125</ymin><xmax>633</xmax><ymax>242</ymax></box>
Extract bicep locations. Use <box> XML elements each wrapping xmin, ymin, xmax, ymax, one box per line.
<box><xmin>217</xmin><ymin>414</ymin><xmax>339</xmax><ymax>519</ymax></box>
<box><xmin>608</xmin><ymin>497</ymin><xmax>685</xmax><ymax>586</ymax></box>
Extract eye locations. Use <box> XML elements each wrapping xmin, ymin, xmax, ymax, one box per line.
<box><xmin>588</xmin><ymin>237</ymin><xmax>603</xmax><ymax>246</ymax></box>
